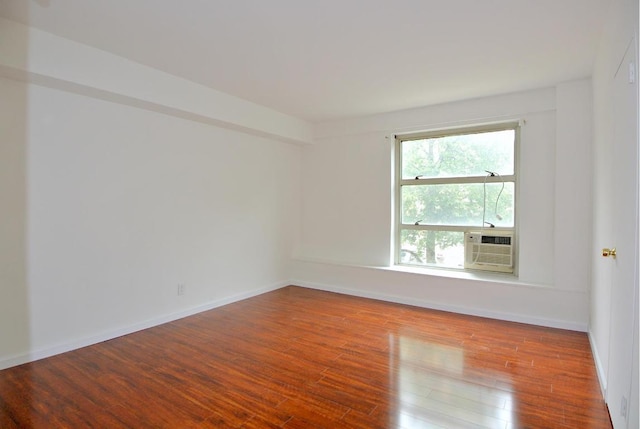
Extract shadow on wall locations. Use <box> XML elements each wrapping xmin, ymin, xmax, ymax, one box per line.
<box><xmin>0</xmin><ymin>2</ymin><xmax>31</xmax><ymax>369</ymax></box>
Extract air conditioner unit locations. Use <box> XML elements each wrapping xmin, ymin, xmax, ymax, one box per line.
<box><xmin>464</xmin><ymin>231</ymin><xmax>514</xmax><ymax>273</ymax></box>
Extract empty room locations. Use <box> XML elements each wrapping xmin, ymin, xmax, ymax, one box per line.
<box><xmin>0</xmin><ymin>1</ymin><xmax>638</xmax><ymax>428</ymax></box>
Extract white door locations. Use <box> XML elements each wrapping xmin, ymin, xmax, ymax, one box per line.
<box><xmin>606</xmin><ymin>37</ymin><xmax>639</xmax><ymax>429</ymax></box>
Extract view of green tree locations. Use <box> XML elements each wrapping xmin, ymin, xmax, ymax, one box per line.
<box><xmin>402</xmin><ymin>182</ymin><xmax>515</xmax><ymax>226</ymax></box>
<box><xmin>401</xmin><ymin>130</ymin><xmax>514</xmax><ymax>180</ymax></box>
<box><xmin>399</xmin><ymin>129</ymin><xmax>515</xmax><ymax>265</ymax></box>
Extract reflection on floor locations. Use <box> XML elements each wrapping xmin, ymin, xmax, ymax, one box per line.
<box><xmin>396</xmin><ymin>335</ymin><xmax>515</xmax><ymax>428</ymax></box>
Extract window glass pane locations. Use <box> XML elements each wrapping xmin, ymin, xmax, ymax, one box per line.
<box><xmin>401</xmin><ymin>129</ymin><xmax>514</xmax><ymax>180</ymax></box>
<box><xmin>399</xmin><ymin>230</ymin><xmax>464</xmax><ymax>268</ymax></box>
<box><xmin>401</xmin><ymin>182</ymin><xmax>514</xmax><ymax>227</ymax></box>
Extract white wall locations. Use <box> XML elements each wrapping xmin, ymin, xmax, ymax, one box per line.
<box><xmin>0</xmin><ymin>17</ymin><xmax>307</xmax><ymax>369</ymax></box>
<box><xmin>0</xmin><ymin>76</ymin><xmax>29</xmax><ymax>367</ymax></box>
<box><xmin>293</xmin><ymin>83</ymin><xmax>593</xmax><ymax>330</ymax></box>
<box><xmin>555</xmin><ymin>81</ymin><xmax>593</xmax><ymax>294</ymax></box>
<box><xmin>0</xmin><ymin>76</ymin><xmax>302</xmax><ymax>369</ymax></box>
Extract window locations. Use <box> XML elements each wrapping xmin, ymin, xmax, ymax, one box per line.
<box><xmin>395</xmin><ymin>123</ymin><xmax>518</xmax><ymax>272</ymax></box>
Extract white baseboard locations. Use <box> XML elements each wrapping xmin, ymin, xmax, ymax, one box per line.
<box><xmin>588</xmin><ymin>329</ymin><xmax>608</xmax><ymax>399</ymax></box>
<box><xmin>2</xmin><ymin>279</ymin><xmax>591</xmax><ymax>371</ymax></box>
<box><xmin>291</xmin><ymin>279</ymin><xmax>589</xmax><ymax>332</ymax></box>
<box><xmin>0</xmin><ymin>281</ymin><xmax>287</xmax><ymax>371</ymax></box>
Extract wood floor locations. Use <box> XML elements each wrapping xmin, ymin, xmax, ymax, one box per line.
<box><xmin>0</xmin><ymin>286</ymin><xmax>611</xmax><ymax>428</ymax></box>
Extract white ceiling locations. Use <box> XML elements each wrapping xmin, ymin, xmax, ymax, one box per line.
<box><xmin>0</xmin><ymin>0</ymin><xmax>611</xmax><ymax>123</ymax></box>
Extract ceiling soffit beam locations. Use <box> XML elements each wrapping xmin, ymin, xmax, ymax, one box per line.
<box><xmin>0</xmin><ymin>18</ymin><xmax>314</xmax><ymax>145</ymax></box>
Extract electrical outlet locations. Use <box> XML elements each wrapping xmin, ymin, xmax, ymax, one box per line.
<box><xmin>621</xmin><ymin>396</ymin><xmax>627</xmax><ymax>417</ymax></box>
<box><xmin>177</xmin><ymin>284</ymin><xmax>186</xmax><ymax>296</ymax></box>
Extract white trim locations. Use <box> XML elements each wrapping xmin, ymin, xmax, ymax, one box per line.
<box><xmin>291</xmin><ymin>279</ymin><xmax>588</xmax><ymax>332</ymax></box>
<box><xmin>588</xmin><ymin>330</ymin><xmax>608</xmax><ymax>399</ymax></box>
<box><xmin>0</xmin><ymin>281</ymin><xmax>287</xmax><ymax>371</ymax></box>
<box><xmin>396</xmin><ymin>120</ymin><xmax>521</xmax><ymax>140</ymax></box>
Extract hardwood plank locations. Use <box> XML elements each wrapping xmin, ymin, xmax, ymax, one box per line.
<box><xmin>0</xmin><ymin>286</ymin><xmax>611</xmax><ymax>428</ymax></box>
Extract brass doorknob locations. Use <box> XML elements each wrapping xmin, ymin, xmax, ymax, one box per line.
<box><xmin>602</xmin><ymin>248</ymin><xmax>617</xmax><ymax>258</ymax></box>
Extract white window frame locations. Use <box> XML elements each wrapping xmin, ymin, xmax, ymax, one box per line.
<box><xmin>394</xmin><ymin>121</ymin><xmax>520</xmax><ymax>272</ymax></box>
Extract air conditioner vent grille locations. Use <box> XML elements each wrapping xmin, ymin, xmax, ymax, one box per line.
<box><xmin>464</xmin><ymin>231</ymin><xmax>514</xmax><ymax>273</ymax></box>
<box><xmin>481</xmin><ymin>235</ymin><xmax>511</xmax><ymax>245</ymax></box>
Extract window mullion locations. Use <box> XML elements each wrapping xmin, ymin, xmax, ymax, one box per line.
<box><xmin>400</xmin><ymin>175</ymin><xmax>515</xmax><ymax>186</ymax></box>
<box><xmin>400</xmin><ymin>224</ymin><xmax>471</xmax><ymax>232</ymax></box>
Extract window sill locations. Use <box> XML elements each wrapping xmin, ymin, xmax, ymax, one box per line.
<box><xmin>293</xmin><ymin>256</ymin><xmax>552</xmax><ymax>289</ymax></box>
<box><xmin>378</xmin><ymin>263</ymin><xmax>550</xmax><ymax>288</ymax></box>
<box><xmin>386</xmin><ymin>263</ymin><xmax>514</xmax><ymax>280</ymax></box>
<box><xmin>293</xmin><ymin>256</ymin><xmax>553</xmax><ymax>289</ymax></box>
